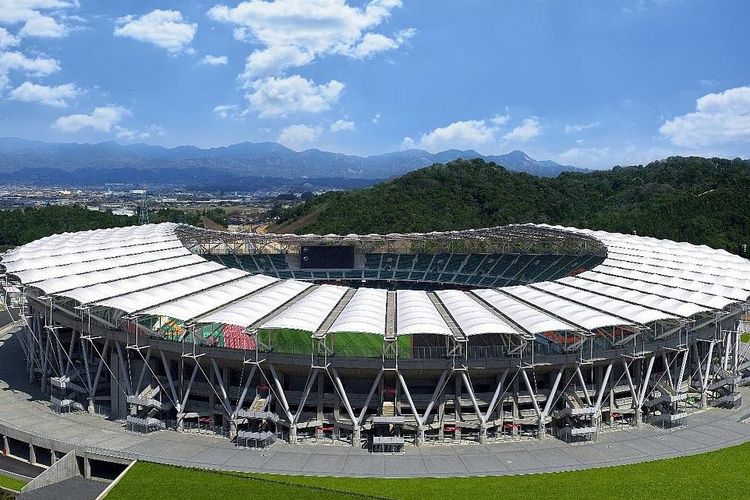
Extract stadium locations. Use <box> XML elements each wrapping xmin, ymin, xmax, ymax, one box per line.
<box><xmin>2</xmin><ymin>222</ymin><xmax>749</xmax><ymax>453</ymax></box>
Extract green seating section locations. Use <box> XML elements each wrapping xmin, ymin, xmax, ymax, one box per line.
<box><xmin>198</xmin><ymin>251</ymin><xmax>604</xmax><ymax>287</ymax></box>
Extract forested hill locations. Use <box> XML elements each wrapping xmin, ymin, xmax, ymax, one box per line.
<box><xmin>273</xmin><ymin>156</ymin><xmax>750</xmax><ymax>255</ymax></box>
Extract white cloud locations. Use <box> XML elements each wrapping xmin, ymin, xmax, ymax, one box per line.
<box><xmin>114</xmin><ymin>10</ymin><xmax>197</xmax><ymax>54</ymax></box>
<box><xmin>372</xmin><ymin>112</ymin><xmax>381</xmax><ymax>124</ymax></box>
<box><xmin>0</xmin><ymin>27</ymin><xmax>20</xmax><ymax>48</ymax></box>
<box><xmin>8</xmin><ymin>81</ymin><xmax>78</xmax><ymax>107</ymax></box>
<box><xmin>502</xmin><ymin>117</ymin><xmax>540</xmax><ymax>142</ymax></box>
<box><xmin>115</xmin><ymin>124</ymin><xmax>164</xmax><ymax>141</ymax></box>
<box><xmin>490</xmin><ymin>113</ymin><xmax>510</xmax><ymax>126</ymax></box>
<box><xmin>201</xmin><ymin>54</ymin><xmax>228</xmax><ymax>65</ymax></box>
<box><xmin>402</xmin><ymin>119</ymin><xmax>497</xmax><ymax>152</ymax></box>
<box><xmin>53</xmin><ymin>105</ymin><xmax>130</xmax><ymax>133</ymax></box>
<box><xmin>246</xmin><ymin>75</ymin><xmax>344</xmax><ymax>118</ymax></box>
<box><xmin>564</xmin><ymin>121</ymin><xmax>600</xmax><ymax>133</ymax></box>
<box><xmin>277</xmin><ymin>124</ymin><xmax>321</xmax><ymax>150</ymax></box>
<box><xmin>555</xmin><ymin>147</ymin><xmax>611</xmax><ymax>167</ymax></box>
<box><xmin>659</xmin><ymin>86</ymin><xmax>750</xmax><ymax>147</ymax></box>
<box><xmin>213</xmin><ymin>104</ymin><xmax>247</xmax><ymax>119</ymax></box>
<box><xmin>0</xmin><ymin>50</ymin><xmax>60</xmax><ymax>76</ymax></box>
<box><xmin>0</xmin><ymin>0</ymin><xmax>76</xmax><ymax>38</ymax></box>
<box><xmin>208</xmin><ymin>0</ymin><xmax>413</xmax><ymax>81</ymax></box>
<box><xmin>330</xmin><ymin>119</ymin><xmax>355</xmax><ymax>132</ymax></box>
<box><xmin>402</xmin><ymin>114</ymin><xmax>541</xmax><ymax>152</ymax></box>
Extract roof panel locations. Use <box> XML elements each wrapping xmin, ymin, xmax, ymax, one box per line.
<box><xmin>197</xmin><ymin>280</ymin><xmax>313</xmax><ymax>328</ymax></box>
<box><xmin>501</xmin><ymin>285</ymin><xmax>633</xmax><ymax>330</ymax></box>
<box><xmin>558</xmin><ymin>274</ymin><xmax>708</xmax><ymax>318</ymax></box>
<box><xmin>260</xmin><ymin>284</ymin><xmax>349</xmax><ymax>332</ymax></box>
<box><xmin>472</xmin><ymin>289</ymin><xmax>576</xmax><ymax>334</ymax></box>
<box><xmin>328</xmin><ymin>288</ymin><xmax>387</xmax><ymax>335</ymax></box>
<box><xmin>396</xmin><ymin>290</ymin><xmax>452</xmax><ymax>336</ymax></box>
<box><xmin>532</xmin><ymin>281</ymin><xmax>678</xmax><ymax>324</ymax></box>
<box><xmin>436</xmin><ymin>290</ymin><xmax>516</xmax><ymax>336</ymax></box>
<box><xmin>13</xmin><ymin>247</ymin><xmax>193</xmax><ymax>284</ymax></box>
<box><xmin>141</xmin><ymin>274</ymin><xmax>278</xmax><ymax>321</ymax></box>
<box><xmin>92</xmin><ymin>267</ymin><xmax>246</xmax><ymax>313</ymax></box>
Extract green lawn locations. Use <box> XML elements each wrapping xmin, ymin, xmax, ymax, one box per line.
<box><xmin>0</xmin><ymin>473</ymin><xmax>27</xmax><ymax>493</ymax></box>
<box><xmin>110</xmin><ymin>441</ymin><xmax>750</xmax><ymax>499</ymax></box>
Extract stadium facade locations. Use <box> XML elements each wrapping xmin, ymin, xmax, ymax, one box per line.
<box><xmin>2</xmin><ymin>223</ymin><xmax>749</xmax><ymax>450</ymax></box>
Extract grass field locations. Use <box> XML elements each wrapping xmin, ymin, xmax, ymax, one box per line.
<box><xmin>109</xmin><ymin>441</ymin><xmax>750</xmax><ymax>500</ymax></box>
<box><xmin>0</xmin><ymin>473</ymin><xmax>27</xmax><ymax>493</ymax></box>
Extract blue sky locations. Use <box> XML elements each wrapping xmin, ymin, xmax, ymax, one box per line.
<box><xmin>0</xmin><ymin>0</ymin><xmax>749</xmax><ymax>168</ymax></box>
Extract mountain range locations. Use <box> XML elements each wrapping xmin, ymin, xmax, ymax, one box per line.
<box><xmin>0</xmin><ymin>138</ymin><xmax>584</xmax><ymax>185</ymax></box>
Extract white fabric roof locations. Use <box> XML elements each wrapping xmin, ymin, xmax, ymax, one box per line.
<box><xmin>32</xmin><ymin>254</ymin><xmax>206</xmax><ymax>294</ymax></box>
<box><xmin>260</xmin><ymin>284</ymin><xmax>348</xmax><ymax>332</ymax></box>
<box><xmin>502</xmin><ymin>285</ymin><xmax>633</xmax><ymax>330</ymax></box>
<box><xmin>532</xmin><ymin>281</ymin><xmax>678</xmax><ymax>325</ymax></box>
<box><xmin>435</xmin><ymin>290</ymin><xmax>517</xmax><ymax>336</ymax></box>
<box><xmin>4</xmin><ymin>239</ymin><xmax>184</xmax><ymax>273</ymax></box>
<box><xmin>141</xmin><ymin>274</ymin><xmax>278</xmax><ymax>321</ymax></box>
<box><xmin>472</xmin><ymin>289</ymin><xmax>576</xmax><ymax>333</ymax></box>
<box><xmin>583</xmin><ymin>271</ymin><xmax>734</xmax><ymax>310</ymax></box>
<box><xmin>599</xmin><ymin>258</ymin><xmax>750</xmax><ymax>291</ymax></box>
<box><xmin>59</xmin><ymin>261</ymin><xmax>224</xmax><ymax>304</ymax></box>
<box><xmin>93</xmin><ymin>267</ymin><xmax>247</xmax><ymax>313</ymax></box>
<box><xmin>2</xmin><ymin>223</ymin><xmax>177</xmax><ymax>262</ymax></box>
<box><xmin>396</xmin><ymin>290</ymin><xmax>452</xmax><ymax>336</ymax></box>
<box><xmin>558</xmin><ymin>274</ymin><xmax>709</xmax><ymax>318</ymax></box>
<box><xmin>328</xmin><ymin>288</ymin><xmax>387</xmax><ymax>335</ymax></box>
<box><xmin>198</xmin><ymin>280</ymin><xmax>312</xmax><ymax>328</ymax></box>
<box><xmin>13</xmin><ymin>247</ymin><xmax>193</xmax><ymax>284</ymax></box>
<box><xmin>598</xmin><ymin>261</ymin><xmax>750</xmax><ymax>299</ymax></box>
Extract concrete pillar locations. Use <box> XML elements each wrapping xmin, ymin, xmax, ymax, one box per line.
<box><xmin>2</xmin><ymin>435</ymin><xmax>8</xmax><ymax>455</ymax></box>
<box><xmin>316</xmin><ymin>372</ymin><xmax>324</xmax><ymax>423</ymax></box>
<box><xmin>83</xmin><ymin>456</ymin><xmax>91</xmax><ymax>480</ymax></box>
<box><xmin>51</xmin><ymin>449</ymin><xmax>58</xmax><ymax>464</ymax></box>
<box><xmin>29</xmin><ymin>444</ymin><xmax>36</xmax><ymax>465</ymax></box>
<box><xmin>352</xmin><ymin>427</ymin><xmax>361</xmax><ymax>447</ymax></box>
<box><xmin>229</xmin><ymin>419</ymin><xmax>238</xmax><ymax>441</ymax></box>
<box><xmin>289</xmin><ymin>425</ymin><xmax>298</xmax><ymax>444</ymax></box>
<box><xmin>538</xmin><ymin>419</ymin><xmax>546</xmax><ymax>439</ymax></box>
<box><xmin>479</xmin><ymin>425</ymin><xmax>487</xmax><ymax>444</ymax></box>
<box><xmin>454</xmin><ymin>375</ymin><xmax>462</xmax><ymax>441</ymax></box>
<box><xmin>88</xmin><ymin>398</ymin><xmax>95</xmax><ymax>415</ymax></box>
<box><xmin>415</xmin><ymin>427</ymin><xmax>425</xmax><ymax>446</ymax></box>
<box><xmin>208</xmin><ymin>366</ymin><xmax>216</xmax><ymax>427</ymax></box>
<box><xmin>438</xmin><ymin>398</ymin><xmax>445</xmax><ymax>440</ymax></box>
<box><xmin>634</xmin><ymin>407</ymin><xmax>643</xmax><ymax>427</ymax></box>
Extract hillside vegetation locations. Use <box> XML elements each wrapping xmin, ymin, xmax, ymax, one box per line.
<box><xmin>274</xmin><ymin>156</ymin><xmax>750</xmax><ymax>254</ymax></box>
<box><xmin>0</xmin><ymin>205</ymin><xmax>227</xmax><ymax>247</ymax></box>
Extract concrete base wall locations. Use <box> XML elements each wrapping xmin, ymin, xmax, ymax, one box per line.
<box><xmin>21</xmin><ymin>451</ymin><xmax>79</xmax><ymax>494</ymax></box>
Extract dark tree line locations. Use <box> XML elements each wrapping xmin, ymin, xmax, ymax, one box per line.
<box><xmin>276</xmin><ymin>156</ymin><xmax>750</xmax><ymax>255</ymax></box>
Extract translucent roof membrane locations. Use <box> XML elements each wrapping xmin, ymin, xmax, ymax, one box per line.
<box><xmin>599</xmin><ymin>258</ymin><xmax>750</xmax><ymax>291</ymax></box>
<box><xmin>396</xmin><ymin>290</ymin><xmax>452</xmax><ymax>336</ymax></box>
<box><xmin>583</xmin><ymin>271</ymin><xmax>733</xmax><ymax>310</ymax></box>
<box><xmin>4</xmin><ymin>239</ymin><xmax>185</xmax><ymax>273</ymax></box>
<box><xmin>93</xmin><ymin>267</ymin><xmax>247</xmax><ymax>313</ymax></box>
<box><xmin>141</xmin><ymin>274</ymin><xmax>278</xmax><ymax>321</ymax></box>
<box><xmin>328</xmin><ymin>288</ymin><xmax>387</xmax><ymax>335</ymax></box>
<box><xmin>14</xmin><ymin>247</ymin><xmax>193</xmax><ymax>284</ymax></box>
<box><xmin>558</xmin><ymin>275</ymin><xmax>709</xmax><ymax>318</ymax></box>
<box><xmin>260</xmin><ymin>284</ymin><xmax>349</xmax><ymax>332</ymax></box>
<box><xmin>2</xmin><ymin>223</ymin><xmax>177</xmax><ymax>261</ymax></box>
<box><xmin>606</xmin><ymin>250</ymin><xmax>746</xmax><ymax>283</ymax></box>
<box><xmin>594</xmin><ymin>263</ymin><xmax>749</xmax><ymax>301</ymax></box>
<box><xmin>533</xmin><ymin>281</ymin><xmax>678</xmax><ymax>325</ymax></box>
<box><xmin>2</xmin><ymin>232</ymin><xmax>177</xmax><ymax>264</ymax></box>
<box><xmin>472</xmin><ymin>289</ymin><xmax>576</xmax><ymax>334</ymax></box>
<box><xmin>60</xmin><ymin>261</ymin><xmax>225</xmax><ymax>305</ymax></box>
<box><xmin>435</xmin><ymin>290</ymin><xmax>517</xmax><ymax>336</ymax></box>
<box><xmin>198</xmin><ymin>280</ymin><xmax>312</xmax><ymax>328</ymax></box>
<box><xmin>502</xmin><ymin>285</ymin><xmax>633</xmax><ymax>330</ymax></box>
<box><xmin>596</xmin><ymin>259</ymin><xmax>750</xmax><ymax>300</ymax></box>
<box><xmin>32</xmin><ymin>254</ymin><xmax>206</xmax><ymax>295</ymax></box>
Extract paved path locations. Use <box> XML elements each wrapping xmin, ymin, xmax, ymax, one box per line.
<box><xmin>2</xmin><ymin>330</ymin><xmax>750</xmax><ymax>478</ymax></box>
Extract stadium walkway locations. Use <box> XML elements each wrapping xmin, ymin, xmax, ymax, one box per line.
<box><xmin>2</xmin><ymin>330</ymin><xmax>750</xmax><ymax>478</ymax></box>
